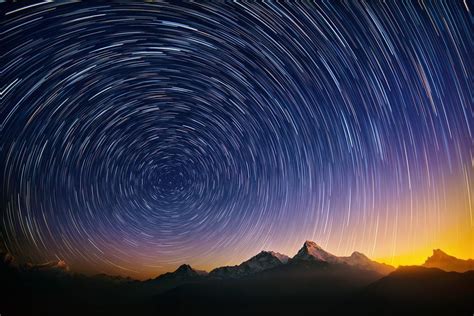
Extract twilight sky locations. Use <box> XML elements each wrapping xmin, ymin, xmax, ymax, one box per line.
<box><xmin>1</xmin><ymin>2</ymin><xmax>472</xmax><ymax>279</ymax></box>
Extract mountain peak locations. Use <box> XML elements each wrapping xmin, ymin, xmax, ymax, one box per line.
<box><xmin>423</xmin><ymin>249</ymin><xmax>474</xmax><ymax>272</ymax></box>
<box><xmin>293</xmin><ymin>241</ymin><xmax>340</xmax><ymax>263</ymax></box>
<box><xmin>175</xmin><ymin>264</ymin><xmax>193</xmax><ymax>273</ymax></box>
<box><xmin>350</xmin><ymin>251</ymin><xmax>369</xmax><ymax>259</ymax></box>
<box><xmin>292</xmin><ymin>243</ymin><xmax>394</xmax><ymax>274</ymax></box>
<box><xmin>340</xmin><ymin>251</ymin><xmax>394</xmax><ymax>274</ymax></box>
<box><xmin>173</xmin><ymin>264</ymin><xmax>207</xmax><ymax>276</ymax></box>
<box><xmin>257</xmin><ymin>251</ymin><xmax>290</xmax><ymax>264</ymax></box>
<box><xmin>209</xmin><ymin>250</ymin><xmax>288</xmax><ymax>279</ymax></box>
<box><xmin>152</xmin><ymin>263</ymin><xmax>207</xmax><ymax>281</ymax></box>
<box><xmin>304</xmin><ymin>240</ymin><xmax>322</xmax><ymax>249</ymax></box>
<box><xmin>431</xmin><ymin>249</ymin><xmax>448</xmax><ymax>257</ymax></box>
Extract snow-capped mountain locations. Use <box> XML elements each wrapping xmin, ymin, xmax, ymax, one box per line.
<box><xmin>292</xmin><ymin>241</ymin><xmax>394</xmax><ymax>274</ymax></box>
<box><xmin>210</xmin><ymin>250</ymin><xmax>289</xmax><ymax>279</ymax></box>
<box><xmin>292</xmin><ymin>241</ymin><xmax>341</xmax><ymax>263</ymax></box>
<box><xmin>339</xmin><ymin>251</ymin><xmax>394</xmax><ymax>274</ymax></box>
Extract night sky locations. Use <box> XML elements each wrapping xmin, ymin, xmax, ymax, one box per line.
<box><xmin>1</xmin><ymin>2</ymin><xmax>472</xmax><ymax>279</ymax></box>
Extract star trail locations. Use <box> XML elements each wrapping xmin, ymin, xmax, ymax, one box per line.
<box><xmin>0</xmin><ymin>2</ymin><xmax>472</xmax><ymax>278</ymax></box>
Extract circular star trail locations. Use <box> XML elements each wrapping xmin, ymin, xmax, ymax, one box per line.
<box><xmin>0</xmin><ymin>2</ymin><xmax>472</xmax><ymax>277</ymax></box>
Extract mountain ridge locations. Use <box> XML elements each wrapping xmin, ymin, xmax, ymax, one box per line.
<box><xmin>209</xmin><ymin>250</ymin><xmax>290</xmax><ymax>279</ymax></box>
<box><xmin>422</xmin><ymin>249</ymin><xmax>474</xmax><ymax>272</ymax></box>
<box><xmin>3</xmin><ymin>242</ymin><xmax>472</xmax><ymax>281</ymax></box>
<box><xmin>1</xmin><ymin>244</ymin><xmax>473</xmax><ymax>316</ymax></box>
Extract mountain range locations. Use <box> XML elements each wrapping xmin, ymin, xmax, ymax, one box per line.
<box><xmin>1</xmin><ymin>242</ymin><xmax>473</xmax><ymax>316</ymax></box>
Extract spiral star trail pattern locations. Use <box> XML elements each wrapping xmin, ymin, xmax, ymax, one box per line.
<box><xmin>0</xmin><ymin>2</ymin><xmax>472</xmax><ymax>278</ymax></box>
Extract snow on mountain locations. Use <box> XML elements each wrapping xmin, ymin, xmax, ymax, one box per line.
<box><xmin>292</xmin><ymin>241</ymin><xmax>394</xmax><ymax>274</ymax></box>
<box><xmin>210</xmin><ymin>250</ymin><xmax>289</xmax><ymax>279</ymax></box>
<box><xmin>292</xmin><ymin>241</ymin><xmax>341</xmax><ymax>263</ymax></box>
<box><xmin>339</xmin><ymin>251</ymin><xmax>394</xmax><ymax>274</ymax></box>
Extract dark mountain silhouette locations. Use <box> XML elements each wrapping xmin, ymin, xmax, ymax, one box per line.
<box><xmin>423</xmin><ymin>249</ymin><xmax>474</xmax><ymax>272</ymax></box>
<box><xmin>134</xmin><ymin>264</ymin><xmax>208</xmax><ymax>297</ymax></box>
<box><xmin>153</xmin><ymin>259</ymin><xmax>384</xmax><ymax>315</ymax></box>
<box><xmin>1</xmin><ymin>244</ymin><xmax>473</xmax><ymax>316</ymax></box>
<box><xmin>91</xmin><ymin>273</ymin><xmax>136</xmax><ymax>284</ymax></box>
<box><xmin>151</xmin><ymin>242</ymin><xmax>394</xmax><ymax>315</ymax></box>
<box><xmin>355</xmin><ymin>266</ymin><xmax>474</xmax><ymax>315</ymax></box>
<box><xmin>152</xmin><ymin>263</ymin><xmax>208</xmax><ymax>280</ymax></box>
